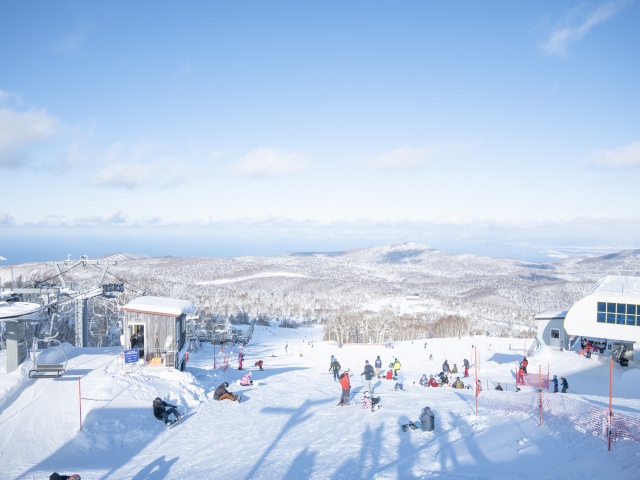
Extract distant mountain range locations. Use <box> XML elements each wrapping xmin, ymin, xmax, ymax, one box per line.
<box><xmin>2</xmin><ymin>243</ymin><xmax>639</xmax><ymax>336</ymax></box>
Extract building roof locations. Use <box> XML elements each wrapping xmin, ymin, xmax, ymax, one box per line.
<box><xmin>121</xmin><ymin>296</ymin><xmax>196</xmax><ymax>317</ymax></box>
<box><xmin>535</xmin><ymin>310</ymin><xmax>568</xmax><ymax>320</ymax></box>
<box><xmin>0</xmin><ymin>301</ymin><xmax>44</xmax><ymax>321</ymax></box>
<box><xmin>588</xmin><ymin>275</ymin><xmax>640</xmax><ymax>297</ymax></box>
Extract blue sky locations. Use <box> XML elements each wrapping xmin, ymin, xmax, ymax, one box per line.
<box><xmin>1</xmin><ymin>1</ymin><xmax>639</xmax><ymax>264</ymax></box>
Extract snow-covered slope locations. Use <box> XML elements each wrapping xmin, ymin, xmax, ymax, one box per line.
<box><xmin>0</xmin><ymin>326</ymin><xmax>638</xmax><ymax>479</ymax></box>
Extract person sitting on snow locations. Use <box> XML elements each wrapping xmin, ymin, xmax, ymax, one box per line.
<box><xmin>453</xmin><ymin>377</ymin><xmax>465</xmax><ymax>389</ymax></box>
<box><xmin>419</xmin><ymin>374</ymin><xmax>429</xmax><ymax>387</ymax></box>
<box><xmin>240</xmin><ymin>372</ymin><xmax>253</xmax><ymax>386</ymax></box>
<box><xmin>153</xmin><ymin>397</ymin><xmax>183</xmax><ymax>425</ymax></box>
<box><xmin>214</xmin><ymin>382</ymin><xmax>241</xmax><ymax>402</ymax></box>
<box><xmin>419</xmin><ymin>406</ymin><xmax>435</xmax><ymax>431</ymax></box>
<box><xmin>361</xmin><ymin>390</ymin><xmax>381</xmax><ymax>411</ymax></box>
<box><xmin>451</xmin><ymin>364</ymin><xmax>459</xmax><ymax>374</ymax></box>
<box><xmin>428</xmin><ymin>375</ymin><xmax>439</xmax><ymax>387</ymax></box>
<box><xmin>385</xmin><ymin>369</ymin><xmax>394</xmax><ymax>380</ymax></box>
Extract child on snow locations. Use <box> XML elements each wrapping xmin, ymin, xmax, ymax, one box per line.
<box><xmin>339</xmin><ymin>370</ymin><xmax>351</xmax><ymax>405</ymax></box>
<box><xmin>394</xmin><ymin>370</ymin><xmax>404</xmax><ymax>391</ymax></box>
<box><xmin>240</xmin><ymin>372</ymin><xmax>253</xmax><ymax>386</ymax></box>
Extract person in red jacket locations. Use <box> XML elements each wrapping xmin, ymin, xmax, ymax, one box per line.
<box><xmin>521</xmin><ymin>357</ymin><xmax>528</xmax><ymax>374</ymax></box>
<box><xmin>385</xmin><ymin>369</ymin><xmax>393</xmax><ymax>380</ymax></box>
<box><xmin>428</xmin><ymin>375</ymin><xmax>440</xmax><ymax>387</ymax></box>
<box><xmin>517</xmin><ymin>365</ymin><xmax>525</xmax><ymax>385</ymax></box>
<box><xmin>339</xmin><ymin>370</ymin><xmax>351</xmax><ymax>405</ymax></box>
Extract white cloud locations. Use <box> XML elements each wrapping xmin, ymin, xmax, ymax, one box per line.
<box><xmin>369</xmin><ymin>145</ymin><xmax>436</xmax><ymax>171</ymax></box>
<box><xmin>95</xmin><ymin>142</ymin><xmax>190</xmax><ymax>189</ymax></box>
<box><xmin>591</xmin><ymin>140</ymin><xmax>640</xmax><ymax>168</ymax></box>
<box><xmin>54</xmin><ymin>17</ymin><xmax>92</xmax><ymax>53</ymax></box>
<box><xmin>0</xmin><ymin>107</ymin><xmax>57</xmax><ymax>152</ymax></box>
<box><xmin>541</xmin><ymin>0</ymin><xmax>631</xmax><ymax>56</ymax></box>
<box><xmin>230</xmin><ymin>147</ymin><xmax>310</xmax><ymax>177</ymax></box>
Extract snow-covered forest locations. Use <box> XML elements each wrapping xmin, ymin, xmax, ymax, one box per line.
<box><xmin>1</xmin><ymin>243</ymin><xmax>639</xmax><ymax>348</ymax></box>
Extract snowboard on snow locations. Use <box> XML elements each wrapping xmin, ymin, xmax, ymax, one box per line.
<box><xmin>167</xmin><ymin>412</ymin><xmax>193</xmax><ymax>428</ymax></box>
<box><xmin>401</xmin><ymin>421</ymin><xmax>421</xmax><ymax>432</ymax></box>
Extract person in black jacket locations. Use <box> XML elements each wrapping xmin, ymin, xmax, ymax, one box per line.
<box><xmin>153</xmin><ymin>397</ymin><xmax>182</xmax><ymax>425</ymax></box>
<box><xmin>361</xmin><ymin>360</ymin><xmax>375</xmax><ymax>393</ymax></box>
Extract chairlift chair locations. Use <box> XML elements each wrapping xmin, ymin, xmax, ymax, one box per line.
<box><xmin>29</xmin><ymin>333</ymin><xmax>68</xmax><ymax>379</ymax></box>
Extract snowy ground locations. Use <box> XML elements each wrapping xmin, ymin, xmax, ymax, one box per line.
<box><xmin>0</xmin><ymin>326</ymin><xmax>639</xmax><ymax>480</ymax></box>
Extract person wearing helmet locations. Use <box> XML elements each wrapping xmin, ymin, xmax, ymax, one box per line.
<box><xmin>240</xmin><ymin>372</ymin><xmax>253</xmax><ymax>386</ymax></box>
<box><xmin>152</xmin><ymin>397</ymin><xmax>182</xmax><ymax>425</ymax></box>
<box><xmin>453</xmin><ymin>377</ymin><xmax>464</xmax><ymax>389</ymax></box>
<box><xmin>214</xmin><ymin>382</ymin><xmax>241</xmax><ymax>402</ymax></box>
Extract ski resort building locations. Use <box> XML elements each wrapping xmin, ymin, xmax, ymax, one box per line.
<box><xmin>561</xmin><ymin>275</ymin><xmax>639</xmax><ymax>363</ymax></box>
<box><xmin>534</xmin><ymin>310</ymin><xmax>569</xmax><ymax>350</ymax></box>
<box><xmin>121</xmin><ymin>296</ymin><xmax>196</xmax><ymax>371</ymax></box>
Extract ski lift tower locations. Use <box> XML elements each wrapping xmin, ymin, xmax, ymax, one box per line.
<box><xmin>48</xmin><ymin>256</ymin><xmax>121</xmax><ymax>348</ymax></box>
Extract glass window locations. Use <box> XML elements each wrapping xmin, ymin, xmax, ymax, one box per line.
<box><xmin>626</xmin><ymin>315</ymin><xmax>635</xmax><ymax>326</ymax></box>
<box><xmin>597</xmin><ymin>312</ymin><xmax>606</xmax><ymax>323</ymax></box>
<box><xmin>617</xmin><ymin>314</ymin><xmax>625</xmax><ymax>324</ymax></box>
<box><xmin>607</xmin><ymin>313</ymin><xmax>616</xmax><ymax>323</ymax></box>
<box><xmin>551</xmin><ymin>329</ymin><xmax>559</xmax><ymax>339</ymax></box>
<box><xmin>597</xmin><ymin>302</ymin><xmax>606</xmax><ymax>312</ymax></box>
<box><xmin>607</xmin><ymin>303</ymin><xmax>616</xmax><ymax>313</ymax></box>
<box><xmin>617</xmin><ymin>304</ymin><xmax>626</xmax><ymax>314</ymax></box>
<box><xmin>628</xmin><ymin>304</ymin><xmax>637</xmax><ymax>315</ymax></box>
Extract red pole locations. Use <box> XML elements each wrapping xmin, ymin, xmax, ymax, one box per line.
<box><xmin>78</xmin><ymin>377</ymin><xmax>83</xmax><ymax>432</ymax></box>
<box><xmin>608</xmin><ymin>358</ymin><xmax>613</xmax><ymax>451</ymax></box>
<box><xmin>539</xmin><ymin>364</ymin><xmax>542</xmax><ymax>426</ymax></box>
<box><xmin>474</xmin><ymin>346</ymin><xmax>479</xmax><ymax>413</ymax></box>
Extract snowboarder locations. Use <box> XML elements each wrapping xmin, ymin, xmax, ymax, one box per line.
<box><xmin>153</xmin><ymin>397</ymin><xmax>183</xmax><ymax>425</ymax></box>
<box><xmin>428</xmin><ymin>375</ymin><xmax>439</xmax><ymax>387</ymax></box>
<box><xmin>214</xmin><ymin>382</ymin><xmax>241</xmax><ymax>402</ymax></box>
<box><xmin>240</xmin><ymin>372</ymin><xmax>253</xmax><ymax>386</ymax></box>
<box><xmin>419</xmin><ymin>406</ymin><xmax>435</xmax><ymax>431</ymax></box>
<box><xmin>438</xmin><ymin>372</ymin><xmax>449</xmax><ymax>386</ymax></box>
<box><xmin>361</xmin><ymin>360</ymin><xmax>375</xmax><ymax>393</ymax></box>
<box><xmin>419</xmin><ymin>374</ymin><xmax>429</xmax><ymax>387</ymax></box>
<box><xmin>453</xmin><ymin>377</ymin><xmax>464</xmax><ymax>389</ymax></box>
<box><xmin>339</xmin><ymin>370</ymin><xmax>351</xmax><ymax>405</ymax></box>
<box><xmin>329</xmin><ymin>358</ymin><xmax>341</xmax><ymax>381</ymax></box>
<box><xmin>442</xmin><ymin>360</ymin><xmax>450</xmax><ymax>374</ymax></box>
<box><xmin>238</xmin><ymin>351</ymin><xmax>245</xmax><ymax>370</ymax></box>
<box><xmin>561</xmin><ymin>376</ymin><xmax>569</xmax><ymax>393</ymax></box>
<box><xmin>374</xmin><ymin>355</ymin><xmax>382</xmax><ymax>377</ymax></box>
<box><xmin>255</xmin><ymin>360</ymin><xmax>264</xmax><ymax>370</ymax></box>
<box><xmin>551</xmin><ymin>375</ymin><xmax>559</xmax><ymax>393</ymax></box>
<box><xmin>521</xmin><ymin>357</ymin><xmax>528</xmax><ymax>374</ymax></box>
<box><xmin>394</xmin><ymin>370</ymin><xmax>404</xmax><ymax>391</ymax></box>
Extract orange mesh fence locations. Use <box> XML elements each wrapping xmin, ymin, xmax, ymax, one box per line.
<box><xmin>478</xmin><ymin>389</ymin><xmax>640</xmax><ymax>444</ymax></box>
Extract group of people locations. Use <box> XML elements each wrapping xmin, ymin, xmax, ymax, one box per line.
<box><xmin>551</xmin><ymin>374</ymin><xmax>569</xmax><ymax>393</ymax></box>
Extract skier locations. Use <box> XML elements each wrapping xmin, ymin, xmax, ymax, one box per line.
<box><xmin>392</xmin><ymin>358</ymin><xmax>401</xmax><ymax>378</ymax></box>
<box><xmin>153</xmin><ymin>397</ymin><xmax>183</xmax><ymax>425</ymax></box>
<box><xmin>517</xmin><ymin>364</ymin><xmax>525</xmax><ymax>385</ymax></box>
<box><xmin>428</xmin><ymin>375</ymin><xmax>439</xmax><ymax>387</ymax></box>
<box><xmin>238</xmin><ymin>351</ymin><xmax>244</xmax><ymax>370</ymax></box>
<box><xmin>255</xmin><ymin>360</ymin><xmax>264</xmax><ymax>370</ymax></box>
<box><xmin>374</xmin><ymin>355</ymin><xmax>382</xmax><ymax>377</ymax></box>
<box><xmin>463</xmin><ymin>364</ymin><xmax>469</xmax><ymax>378</ymax></box>
<box><xmin>329</xmin><ymin>357</ymin><xmax>341</xmax><ymax>381</ymax></box>
<box><xmin>419</xmin><ymin>374</ymin><xmax>429</xmax><ymax>387</ymax></box>
<box><xmin>551</xmin><ymin>374</ymin><xmax>559</xmax><ymax>393</ymax></box>
<box><xmin>419</xmin><ymin>406</ymin><xmax>435</xmax><ymax>432</ymax></box>
<box><xmin>394</xmin><ymin>370</ymin><xmax>404</xmax><ymax>391</ymax></box>
<box><xmin>240</xmin><ymin>372</ymin><xmax>253</xmax><ymax>386</ymax></box>
<box><xmin>521</xmin><ymin>357</ymin><xmax>528</xmax><ymax>374</ymax></box>
<box><xmin>561</xmin><ymin>376</ymin><xmax>569</xmax><ymax>393</ymax></box>
<box><xmin>339</xmin><ymin>370</ymin><xmax>351</xmax><ymax>405</ymax></box>
<box><xmin>361</xmin><ymin>360</ymin><xmax>375</xmax><ymax>393</ymax></box>
<box><xmin>442</xmin><ymin>359</ymin><xmax>450</xmax><ymax>374</ymax></box>
<box><xmin>214</xmin><ymin>382</ymin><xmax>241</xmax><ymax>402</ymax></box>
